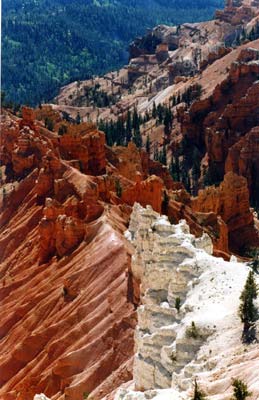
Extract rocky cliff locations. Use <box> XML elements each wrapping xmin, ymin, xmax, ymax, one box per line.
<box><xmin>2</xmin><ymin>0</ymin><xmax>259</xmax><ymax>398</ymax></box>
<box><xmin>53</xmin><ymin>0</ymin><xmax>259</xmax><ymax>220</ymax></box>
<box><xmin>0</xmin><ymin>109</ymin><xmax>137</xmax><ymax>400</ymax></box>
<box><xmin>118</xmin><ymin>203</ymin><xmax>259</xmax><ymax>399</ymax></box>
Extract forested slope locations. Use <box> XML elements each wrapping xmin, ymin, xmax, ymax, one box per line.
<box><xmin>2</xmin><ymin>0</ymin><xmax>223</xmax><ymax>105</ymax></box>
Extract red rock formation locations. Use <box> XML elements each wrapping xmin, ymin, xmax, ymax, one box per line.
<box><xmin>0</xmin><ymin>81</ymin><xmax>258</xmax><ymax>400</ymax></box>
<box><xmin>176</xmin><ymin>40</ymin><xmax>259</xmax><ymax>185</ymax></box>
<box><xmin>215</xmin><ymin>0</ymin><xmax>258</xmax><ymax>25</ymax></box>
<box><xmin>225</xmin><ymin>125</ymin><xmax>259</xmax><ymax>197</ymax></box>
<box><xmin>0</xmin><ymin>110</ymin><xmax>136</xmax><ymax>400</ymax></box>
<box><xmin>165</xmin><ymin>191</ymin><xmax>229</xmax><ymax>258</ymax></box>
<box><xmin>191</xmin><ymin>172</ymin><xmax>259</xmax><ymax>252</ymax></box>
<box><xmin>19</xmin><ymin>106</ymin><xmax>37</xmax><ymax>131</ymax></box>
<box><xmin>121</xmin><ymin>174</ymin><xmax>163</xmax><ymax>213</ymax></box>
<box><xmin>54</xmin><ymin>123</ymin><xmax>106</xmax><ymax>176</ymax></box>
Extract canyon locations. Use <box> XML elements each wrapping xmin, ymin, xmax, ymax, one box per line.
<box><xmin>1</xmin><ymin>0</ymin><xmax>259</xmax><ymax>399</ymax></box>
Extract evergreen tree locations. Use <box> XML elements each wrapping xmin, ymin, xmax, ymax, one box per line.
<box><xmin>126</xmin><ymin>110</ymin><xmax>132</xmax><ymax>143</ymax></box>
<box><xmin>152</xmin><ymin>101</ymin><xmax>157</xmax><ymax>119</ymax></box>
<box><xmin>154</xmin><ymin>144</ymin><xmax>159</xmax><ymax>161</ymax></box>
<box><xmin>164</xmin><ymin>108</ymin><xmax>172</xmax><ymax>136</ymax></box>
<box><xmin>231</xmin><ymin>379</ymin><xmax>252</xmax><ymax>400</ymax></box>
<box><xmin>239</xmin><ymin>271</ymin><xmax>258</xmax><ymax>343</ymax></box>
<box><xmin>146</xmin><ymin>134</ymin><xmax>151</xmax><ymax>154</ymax></box>
<box><xmin>158</xmin><ymin>143</ymin><xmax>167</xmax><ymax>166</ymax></box>
<box><xmin>76</xmin><ymin>112</ymin><xmax>81</xmax><ymax>125</ymax></box>
<box><xmin>249</xmin><ymin>252</ymin><xmax>259</xmax><ymax>275</ymax></box>
<box><xmin>132</xmin><ymin>107</ymin><xmax>139</xmax><ymax>132</ymax></box>
<box><xmin>58</xmin><ymin>124</ymin><xmax>67</xmax><ymax>136</ymax></box>
<box><xmin>175</xmin><ymin>297</ymin><xmax>181</xmax><ymax>312</ymax></box>
<box><xmin>45</xmin><ymin>117</ymin><xmax>54</xmax><ymax>131</ymax></box>
<box><xmin>133</xmin><ymin>126</ymin><xmax>142</xmax><ymax>148</ymax></box>
<box><xmin>157</xmin><ymin>104</ymin><xmax>163</xmax><ymax>124</ymax></box>
<box><xmin>170</xmin><ymin>154</ymin><xmax>180</xmax><ymax>181</ymax></box>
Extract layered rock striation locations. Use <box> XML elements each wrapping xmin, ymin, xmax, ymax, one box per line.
<box><xmin>120</xmin><ymin>203</ymin><xmax>259</xmax><ymax>399</ymax></box>
<box><xmin>0</xmin><ymin>109</ymin><xmax>137</xmax><ymax>400</ymax></box>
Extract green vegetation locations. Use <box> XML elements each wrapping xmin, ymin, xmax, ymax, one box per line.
<box><xmin>175</xmin><ymin>297</ymin><xmax>181</xmax><ymax>312</ymax></box>
<box><xmin>58</xmin><ymin>124</ymin><xmax>68</xmax><ymax>136</ymax></box>
<box><xmin>186</xmin><ymin>321</ymin><xmax>201</xmax><ymax>339</ymax></box>
<box><xmin>170</xmin><ymin>135</ymin><xmax>201</xmax><ymax>194</ymax></box>
<box><xmin>3</xmin><ymin>0</ymin><xmax>223</xmax><ymax>106</ymax></box>
<box><xmin>231</xmin><ymin>379</ymin><xmax>252</xmax><ymax>400</ymax></box>
<box><xmin>249</xmin><ymin>250</ymin><xmax>259</xmax><ymax>275</ymax></box>
<box><xmin>44</xmin><ymin>117</ymin><xmax>54</xmax><ymax>131</ymax></box>
<box><xmin>226</xmin><ymin>21</ymin><xmax>259</xmax><ymax>47</ymax></box>
<box><xmin>239</xmin><ymin>271</ymin><xmax>258</xmax><ymax>343</ymax></box>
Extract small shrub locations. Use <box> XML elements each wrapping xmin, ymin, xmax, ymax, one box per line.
<box><xmin>249</xmin><ymin>251</ymin><xmax>259</xmax><ymax>274</ymax></box>
<box><xmin>45</xmin><ymin>117</ymin><xmax>54</xmax><ymax>131</ymax></box>
<box><xmin>186</xmin><ymin>321</ymin><xmax>200</xmax><ymax>339</ymax></box>
<box><xmin>231</xmin><ymin>379</ymin><xmax>252</xmax><ymax>400</ymax></box>
<box><xmin>175</xmin><ymin>297</ymin><xmax>181</xmax><ymax>312</ymax></box>
<box><xmin>58</xmin><ymin>124</ymin><xmax>68</xmax><ymax>136</ymax></box>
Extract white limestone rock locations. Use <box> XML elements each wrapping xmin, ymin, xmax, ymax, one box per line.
<box><xmin>34</xmin><ymin>395</ymin><xmax>51</xmax><ymax>400</ymax></box>
<box><xmin>119</xmin><ymin>203</ymin><xmax>259</xmax><ymax>400</ymax></box>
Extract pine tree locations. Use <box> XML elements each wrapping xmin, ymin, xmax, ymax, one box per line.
<box><xmin>58</xmin><ymin>124</ymin><xmax>67</xmax><ymax>136</ymax></box>
<box><xmin>170</xmin><ymin>154</ymin><xmax>180</xmax><ymax>181</ymax></box>
<box><xmin>146</xmin><ymin>135</ymin><xmax>151</xmax><ymax>154</ymax></box>
<box><xmin>239</xmin><ymin>271</ymin><xmax>258</xmax><ymax>343</ymax></box>
<box><xmin>249</xmin><ymin>251</ymin><xmax>259</xmax><ymax>274</ymax></box>
<box><xmin>231</xmin><ymin>379</ymin><xmax>252</xmax><ymax>400</ymax></box>
<box><xmin>164</xmin><ymin>108</ymin><xmax>172</xmax><ymax>136</ymax></box>
<box><xmin>76</xmin><ymin>112</ymin><xmax>81</xmax><ymax>125</ymax></box>
<box><xmin>157</xmin><ymin>104</ymin><xmax>163</xmax><ymax>124</ymax></box>
<box><xmin>133</xmin><ymin>126</ymin><xmax>142</xmax><ymax>148</ymax></box>
<box><xmin>126</xmin><ymin>110</ymin><xmax>132</xmax><ymax>144</ymax></box>
<box><xmin>132</xmin><ymin>107</ymin><xmax>139</xmax><ymax>132</ymax></box>
<box><xmin>159</xmin><ymin>143</ymin><xmax>167</xmax><ymax>165</ymax></box>
<box><xmin>154</xmin><ymin>144</ymin><xmax>159</xmax><ymax>161</ymax></box>
<box><xmin>45</xmin><ymin>117</ymin><xmax>54</xmax><ymax>131</ymax></box>
<box><xmin>175</xmin><ymin>297</ymin><xmax>181</xmax><ymax>312</ymax></box>
<box><xmin>152</xmin><ymin>101</ymin><xmax>157</xmax><ymax>118</ymax></box>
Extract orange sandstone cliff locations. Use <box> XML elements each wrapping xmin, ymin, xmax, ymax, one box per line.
<box><xmin>1</xmin><ymin>1</ymin><xmax>259</xmax><ymax>397</ymax></box>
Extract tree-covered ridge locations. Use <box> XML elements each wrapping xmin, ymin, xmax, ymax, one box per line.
<box><xmin>2</xmin><ymin>0</ymin><xmax>223</xmax><ymax>106</ymax></box>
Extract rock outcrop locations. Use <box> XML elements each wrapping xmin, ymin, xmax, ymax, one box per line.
<box><xmin>225</xmin><ymin>126</ymin><xmax>259</xmax><ymax>202</ymax></box>
<box><xmin>192</xmin><ymin>172</ymin><xmax>259</xmax><ymax>252</ymax></box>
<box><xmin>126</xmin><ymin>204</ymin><xmax>213</xmax><ymax>391</ymax></box>
<box><xmin>120</xmin><ymin>203</ymin><xmax>259</xmax><ymax>399</ymax></box>
<box><xmin>2</xmin><ymin>1</ymin><xmax>259</xmax><ymax>398</ymax></box>
<box><xmin>0</xmin><ymin>110</ymin><xmax>137</xmax><ymax>400</ymax></box>
<box><xmin>121</xmin><ymin>174</ymin><xmax>163</xmax><ymax>214</ymax></box>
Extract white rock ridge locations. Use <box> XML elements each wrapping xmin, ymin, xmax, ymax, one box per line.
<box><xmin>33</xmin><ymin>395</ymin><xmax>50</xmax><ymax>400</ymax></box>
<box><xmin>119</xmin><ymin>203</ymin><xmax>259</xmax><ymax>400</ymax></box>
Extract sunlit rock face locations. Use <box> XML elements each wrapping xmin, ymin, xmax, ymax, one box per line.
<box><xmin>120</xmin><ymin>203</ymin><xmax>259</xmax><ymax>400</ymax></box>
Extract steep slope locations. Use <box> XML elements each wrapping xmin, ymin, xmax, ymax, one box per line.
<box><xmin>117</xmin><ymin>203</ymin><xmax>259</xmax><ymax>400</ymax></box>
<box><xmin>1</xmin><ymin>103</ymin><xmax>257</xmax><ymax>399</ymax></box>
<box><xmin>53</xmin><ymin>0</ymin><xmax>259</xmax><ymax>222</ymax></box>
<box><xmin>0</xmin><ymin>109</ymin><xmax>138</xmax><ymax>400</ymax></box>
<box><xmin>2</xmin><ymin>0</ymin><xmax>223</xmax><ymax>105</ymax></box>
